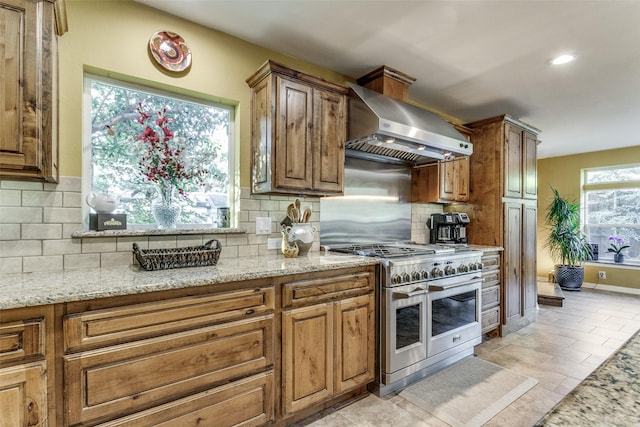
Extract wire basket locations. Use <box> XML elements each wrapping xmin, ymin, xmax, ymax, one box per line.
<box><xmin>133</xmin><ymin>239</ymin><xmax>222</xmax><ymax>271</ymax></box>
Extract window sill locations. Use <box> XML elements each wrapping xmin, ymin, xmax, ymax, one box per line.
<box><xmin>71</xmin><ymin>227</ymin><xmax>245</xmax><ymax>239</ymax></box>
<box><xmin>584</xmin><ymin>260</ymin><xmax>640</xmax><ymax>270</ymax></box>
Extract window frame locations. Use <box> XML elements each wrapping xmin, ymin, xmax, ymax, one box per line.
<box><xmin>82</xmin><ymin>73</ymin><xmax>236</xmax><ymax>231</ymax></box>
<box><xmin>581</xmin><ymin>163</ymin><xmax>640</xmax><ymax>265</ymax></box>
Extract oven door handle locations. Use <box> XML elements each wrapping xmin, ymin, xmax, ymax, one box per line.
<box><xmin>393</xmin><ymin>288</ymin><xmax>428</xmax><ymax>298</ymax></box>
<box><xmin>428</xmin><ymin>277</ymin><xmax>482</xmax><ymax>292</ymax></box>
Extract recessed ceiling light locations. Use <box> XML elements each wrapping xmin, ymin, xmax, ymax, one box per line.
<box><xmin>550</xmin><ymin>54</ymin><xmax>576</xmax><ymax>65</ymax></box>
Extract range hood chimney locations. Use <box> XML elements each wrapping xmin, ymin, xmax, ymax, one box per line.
<box><xmin>346</xmin><ymin>66</ymin><xmax>472</xmax><ymax>165</ymax></box>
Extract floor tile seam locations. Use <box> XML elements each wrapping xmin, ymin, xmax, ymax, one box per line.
<box><xmin>588</xmin><ymin>328</ymin><xmax>636</xmax><ymax>342</ymax></box>
<box><xmin>550</xmin><ymin>329</ymin><xmax>609</xmax><ymax>345</ymax></box>
<box><xmin>596</xmin><ymin>310</ymin><xmax>638</xmax><ymax>320</ymax></box>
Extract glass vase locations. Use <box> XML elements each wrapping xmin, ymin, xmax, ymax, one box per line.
<box><xmin>152</xmin><ymin>204</ymin><xmax>181</xmax><ymax>229</ymax></box>
<box><xmin>152</xmin><ymin>185</ymin><xmax>181</xmax><ymax>229</ymax></box>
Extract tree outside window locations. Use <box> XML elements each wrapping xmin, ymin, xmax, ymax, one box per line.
<box><xmin>85</xmin><ymin>76</ymin><xmax>232</xmax><ymax>228</ymax></box>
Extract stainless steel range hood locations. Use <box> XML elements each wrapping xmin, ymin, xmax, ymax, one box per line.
<box><xmin>346</xmin><ymin>83</ymin><xmax>472</xmax><ymax>165</ymax></box>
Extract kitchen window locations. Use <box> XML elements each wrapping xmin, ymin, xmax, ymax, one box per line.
<box><xmin>583</xmin><ymin>164</ymin><xmax>640</xmax><ymax>263</ymax></box>
<box><xmin>83</xmin><ymin>75</ymin><xmax>233</xmax><ymax>229</ymax></box>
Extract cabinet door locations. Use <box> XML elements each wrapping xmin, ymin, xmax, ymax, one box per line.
<box><xmin>275</xmin><ymin>77</ymin><xmax>313</xmax><ymax>191</ymax></box>
<box><xmin>504</xmin><ymin>123</ymin><xmax>523</xmax><ymax>198</ymax></box>
<box><xmin>523</xmin><ymin>131</ymin><xmax>538</xmax><ymax>199</ymax></box>
<box><xmin>440</xmin><ymin>159</ymin><xmax>457</xmax><ymax>201</ymax></box>
<box><xmin>454</xmin><ymin>156</ymin><xmax>469</xmax><ymax>201</ymax></box>
<box><xmin>0</xmin><ymin>361</ymin><xmax>47</xmax><ymax>427</ymax></box>
<box><xmin>250</xmin><ymin>76</ymin><xmax>273</xmax><ymax>193</ymax></box>
<box><xmin>522</xmin><ymin>204</ymin><xmax>537</xmax><ymax>314</ymax></box>
<box><xmin>503</xmin><ymin>203</ymin><xmax>523</xmax><ymax>325</ymax></box>
<box><xmin>0</xmin><ymin>0</ymin><xmax>58</xmax><ymax>182</ymax></box>
<box><xmin>333</xmin><ymin>294</ymin><xmax>374</xmax><ymax>393</ymax></box>
<box><xmin>312</xmin><ymin>88</ymin><xmax>345</xmax><ymax>193</ymax></box>
<box><xmin>282</xmin><ymin>303</ymin><xmax>333</xmax><ymax>415</ymax></box>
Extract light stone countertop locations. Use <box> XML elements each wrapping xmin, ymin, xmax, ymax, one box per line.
<box><xmin>1</xmin><ymin>253</ymin><xmax>379</xmax><ymax>310</ymax></box>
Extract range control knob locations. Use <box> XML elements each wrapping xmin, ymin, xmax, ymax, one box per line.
<box><xmin>458</xmin><ymin>264</ymin><xmax>469</xmax><ymax>273</ymax></box>
<box><xmin>412</xmin><ymin>271</ymin><xmax>421</xmax><ymax>281</ymax></box>
<box><xmin>402</xmin><ymin>272</ymin><xmax>411</xmax><ymax>283</ymax></box>
<box><xmin>477</xmin><ymin>262</ymin><xmax>484</xmax><ymax>270</ymax></box>
<box><xmin>432</xmin><ymin>267</ymin><xmax>444</xmax><ymax>278</ymax></box>
<box><xmin>444</xmin><ymin>266</ymin><xmax>456</xmax><ymax>276</ymax></box>
<box><xmin>421</xmin><ymin>270</ymin><xmax>430</xmax><ymax>280</ymax></box>
<box><xmin>469</xmin><ymin>263</ymin><xmax>477</xmax><ymax>271</ymax></box>
<box><xmin>391</xmin><ymin>274</ymin><xmax>402</xmax><ymax>284</ymax></box>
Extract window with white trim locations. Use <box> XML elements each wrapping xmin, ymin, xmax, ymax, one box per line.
<box><xmin>83</xmin><ymin>75</ymin><xmax>233</xmax><ymax>229</ymax></box>
<box><xmin>583</xmin><ymin>164</ymin><xmax>640</xmax><ymax>263</ymax></box>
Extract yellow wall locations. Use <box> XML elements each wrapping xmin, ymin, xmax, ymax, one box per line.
<box><xmin>59</xmin><ymin>0</ymin><xmax>349</xmax><ymax>187</ymax></box>
<box><xmin>537</xmin><ymin>146</ymin><xmax>640</xmax><ymax>289</ymax></box>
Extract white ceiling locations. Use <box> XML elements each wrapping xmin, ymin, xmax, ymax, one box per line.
<box><xmin>136</xmin><ymin>0</ymin><xmax>640</xmax><ymax>159</ymax></box>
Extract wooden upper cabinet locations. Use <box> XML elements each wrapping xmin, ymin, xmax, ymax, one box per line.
<box><xmin>523</xmin><ymin>131</ymin><xmax>538</xmax><ymax>199</ymax></box>
<box><xmin>247</xmin><ymin>60</ymin><xmax>347</xmax><ymax>195</ymax></box>
<box><xmin>504</xmin><ymin>123</ymin><xmax>524</xmax><ymax>198</ymax></box>
<box><xmin>411</xmin><ymin>156</ymin><xmax>469</xmax><ymax>203</ymax></box>
<box><xmin>504</xmin><ymin>123</ymin><xmax>538</xmax><ymax>199</ymax></box>
<box><xmin>1</xmin><ymin>0</ymin><xmax>61</xmax><ymax>182</ymax></box>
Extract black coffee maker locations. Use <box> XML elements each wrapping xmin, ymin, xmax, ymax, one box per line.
<box><xmin>428</xmin><ymin>212</ymin><xmax>470</xmax><ymax>244</ymax></box>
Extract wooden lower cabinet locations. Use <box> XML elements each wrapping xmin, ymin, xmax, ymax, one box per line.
<box><xmin>0</xmin><ymin>361</ymin><xmax>47</xmax><ymax>427</ymax></box>
<box><xmin>282</xmin><ymin>293</ymin><xmax>375</xmax><ymax>416</ymax></box>
<box><xmin>480</xmin><ymin>250</ymin><xmax>501</xmax><ymax>335</ymax></box>
<box><xmin>0</xmin><ymin>306</ymin><xmax>53</xmax><ymax>427</ymax></box>
<box><xmin>62</xmin><ymin>285</ymin><xmax>276</xmax><ymax>426</ymax></box>
<box><xmin>1</xmin><ymin>264</ymin><xmax>376</xmax><ymax>426</ymax></box>
<box><xmin>64</xmin><ymin>316</ymin><xmax>274</xmax><ymax>425</ymax></box>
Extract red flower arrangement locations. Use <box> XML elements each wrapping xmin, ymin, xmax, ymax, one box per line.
<box><xmin>136</xmin><ymin>104</ymin><xmax>206</xmax><ymax>204</ymax></box>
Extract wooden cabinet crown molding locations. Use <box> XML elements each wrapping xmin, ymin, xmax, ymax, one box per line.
<box><xmin>464</xmin><ymin>113</ymin><xmax>541</xmax><ymax>136</ymax></box>
<box><xmin>246</xmin><ymin>60</ymin><xmax>348</xmax><ymax>95</ymax></box>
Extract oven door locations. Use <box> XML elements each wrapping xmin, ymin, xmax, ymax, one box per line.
<box><xmin>427</xmin><ymin>276</ymin><xmax>482</xmax><ymax>358</ymax></box>
<box><xmin>384</xmin><ymin>283</ymin><xmax>428</xmax><ymax>375</ymax></box>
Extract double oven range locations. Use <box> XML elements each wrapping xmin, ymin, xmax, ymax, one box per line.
<box><xmin>328</xmin><ymin>242</ymin><xmax>483</xmax><ymax>396</ymax></box>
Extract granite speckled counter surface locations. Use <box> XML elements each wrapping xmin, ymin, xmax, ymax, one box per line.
<box><xmin>0</xmin><ymin>253</ymin><xmax>379</xmax><ymax>310</ymax></box>
<box><xmin>535</xmin><ymin>329</ymin><xmax>640</xmax><ymax>426</ymax></box>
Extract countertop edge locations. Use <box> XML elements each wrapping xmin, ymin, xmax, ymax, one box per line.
<box><xmin>1</xmin><ymin>254</ymin><xmax>379</xmax><ymax>311</ymax></box>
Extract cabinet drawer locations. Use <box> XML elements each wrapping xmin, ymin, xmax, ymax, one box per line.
<box><xmin>482</xmin><ymin>307</ymin><xmax>500</xmax><ymax>332</ymax></box>
<box><xmin>282</xmin><ymin>272</ymin><xmax>374</xmax><ymax>308</ymax></box>
<box><xmin>64</xmin><ymin>315</ymin><xmax>274</xmax><ymax>426</ymax></box>
<box><xmin>98</xmin><ymin>371</ymin><xmax>274</xmax><ymax>427</ymax></box>
<box><xmin>482</xmin><ymin>285</ymin><xmax>500</xmax><ymax>310</ymax></box>
<box><xmin>0</xmin><ymin>318</ymin><xmax>45</xmax><ymax>363</ymax></box>
<box><xmin>482</xmin><ymin>270</ymin><xmax>500</xmax><ymax>288</ymax></box>
<box><xmin>481</xmin><ymin>254</ymin><xmax>500</xmax><ymax>270</ymax></box>
<box><xmin>65</xmin><ymin>286</ymin><xmax>274</xmax><ymax>350</ymax></box>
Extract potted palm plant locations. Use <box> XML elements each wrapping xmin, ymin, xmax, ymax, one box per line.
<box><xmin>545</xmin><ymin>187</ymin><xmax>593</xmax><ymax>291</ymax></box>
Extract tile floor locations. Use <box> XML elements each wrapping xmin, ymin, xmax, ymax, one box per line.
<box><xmin>296</xmin><ymin>286</ymin><xmax>640</xmax><ymax>426</ymax></box>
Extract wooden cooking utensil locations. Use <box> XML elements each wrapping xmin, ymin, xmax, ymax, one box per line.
<box><xmin>302</xmin><ymin>207</ymin><xmax>311</xmax><ymax>223</ymax></box>
<box><xmin>294</xmin><ymin>199</ymin><xmax>301</xmax><ymax>221</ymax></box>
<box><xmin>287</xmin><ymin>203</ymin><xmax>297</xmax><ymax>223</ymax></box>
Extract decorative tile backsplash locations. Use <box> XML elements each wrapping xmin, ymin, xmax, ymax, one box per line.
<box><xmin>0</xmin><ymin>178</ymin><xmax>316</xmax><ymax>273</ymax></box>
<box><xmin>0</xmin><ymin>177</ymin><xmax>439</xmax><ymax>273</ymax></box>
